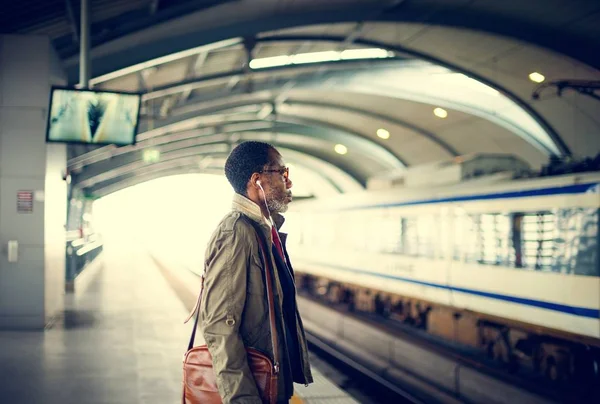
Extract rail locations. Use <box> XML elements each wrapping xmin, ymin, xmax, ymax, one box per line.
<box><xmin>298</xmin><ymin>296</ymin><xmax>556</xmax><ymax>404</ymax></box>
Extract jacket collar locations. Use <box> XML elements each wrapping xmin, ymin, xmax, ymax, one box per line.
<box><xmin>232</xmin><ymin>193</ymin><xmax>285</xmax><ymax>231</ymax></box>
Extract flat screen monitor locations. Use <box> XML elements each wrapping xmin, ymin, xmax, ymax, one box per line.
<box><xmin>46</xmin><ymin>86</ymin><xmax>141</xmax><ymax>146</ymax></box>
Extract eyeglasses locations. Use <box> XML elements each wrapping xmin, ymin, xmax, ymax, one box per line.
<box><xmin>260</xmin><ymin>166</ymin><xmax>289</xmax><ymax>180</ymax></box>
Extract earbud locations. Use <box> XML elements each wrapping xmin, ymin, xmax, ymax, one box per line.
<box><xmin>255</xmin><ymin>180</ymin><xmax>274</xmax><ymax>226</ymax></box>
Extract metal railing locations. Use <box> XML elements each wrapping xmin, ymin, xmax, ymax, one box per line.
<box><xmin>66</xmin><ymin>234</ymin><xmax>103</xmax><ymax>286</ymax></box>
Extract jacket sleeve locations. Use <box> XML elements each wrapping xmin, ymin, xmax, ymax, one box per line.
<box><xmin>200</xmin><ymin>224</ymin><xmax>262</xmax><ymax>404</ymax></box>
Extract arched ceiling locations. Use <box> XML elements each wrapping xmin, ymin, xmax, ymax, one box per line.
<box><xmin>6</xmin><ymin>0</ymin><xmax>599</xmax><ymax>197</ymax></box>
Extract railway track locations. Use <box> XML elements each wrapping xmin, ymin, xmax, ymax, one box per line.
<box><xmin>297</xmin><ymin>293</ymin><xmax>599</xmax><ymax>404</ymax></box>
<box><xmin>305</xmin><ymin>332</ymin><xmax>425</xmax><ymax>404</ymax></box>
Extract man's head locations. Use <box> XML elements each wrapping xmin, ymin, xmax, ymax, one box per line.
<box><xmin>224</xmin><ymin>141</ymin><xmax>293</xmax><ymax>214</ymax></box>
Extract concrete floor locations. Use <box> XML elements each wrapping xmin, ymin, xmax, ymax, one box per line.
<box><xmin>0</xmin><ymin>246</ymin><xmax>190</xmax><ymax>404</ymax></box>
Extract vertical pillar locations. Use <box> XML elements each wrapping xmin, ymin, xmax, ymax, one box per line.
<box><xmin>80</xmin><ymin>0</ymin><xmax>90</xmax><ymax>88</ymax></box>
<box><xmin>0</xmin><ymin>35</ymin><xmax>68</xmax><ymax>329</ymax></box>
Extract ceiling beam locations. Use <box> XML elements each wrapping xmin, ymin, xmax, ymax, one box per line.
<box><xmin>62</xmin><ymin>4</ymin><xmax>599</xmax><ymax>85</ymax></box>
<box><xmin>89</xmin><ymin>165</ymin><xmax>222</xmax><ymax>198</ymax></box>
<box><xmin>87</xmin><ymin>37</ymin><xmax>242</xmax><ymax>87</ymax></box>
<box><xmin>163</xmin><ymin>95</ymin><xmax>459</xmax><ymax>156</ymax></box>
<box><xmin>134</xmin><ymin>34</ymin><xmax>564</xmax><ymax>156</ymax></box>
<box><xmin>71</xmin><ymin>117</ymin><xmax>399</xmax><ymax>188</ymax></box>
<box><xmin>256</xmin><ymin>34</ymin><xmax>570</xmax><ymax>156</ymax></box>
<box><xmin>76</xmin><ymin>145</ymin><xmax>230</xmax><ymax>188</ymax></box>
<box><xmin>87</xmin><ymin>155</ymin><xmax>216</xmax><ymax>193</ymax></box>
<box><xmin>64</xmin><ymin>0</ymin><xmax>79</xmax><ymax>44</ymax></box>
<box><xmin>65</xmin><ymin>32</ymin><xmax>567</xmax><ymax>175</ymax></box>
<box><xmin>135</xmin><ymin>56</ymin><xmax>557</xmax><ymax>157</ymax></box>
<box><xmin>149</xmin><ymin>0</ymin><xmax>160</xmax><ymax>15</ymax></box>
<box><xmin>141</xmin><ymin>57</ymin><xmax>404</xmax><ymax>102</ymax></box>
<box><xmin>283</xmin><ymin>99</ymin><xmax>459</xmax><ymax>156</ymax></box>
<box><xmin>70</xmin><ymin>108</ymin><xmax>406</xmax><ymax>175</ymax></box>
<box><xmin>238</xmin><ymin>115</ymin><xmax>407</xmax><ymax>167</ymax></box>
<box><xmin>83</xmin><ymin>139</ymin><xmax>368</xmax><ymax>196</ymax></box>
<box><xmin>78</xmin><ymin>143</ymin><xmax>356</xmax><ymax>195</ymax></box>
<box><xmin>180</xmin><ymin>51</ymin><xmax>209</xmax><ymax>103</ymax></box>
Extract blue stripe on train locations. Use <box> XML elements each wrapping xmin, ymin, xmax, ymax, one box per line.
<box><xmin>301</xmin><ymin>261</ymin><xmax>600</xmax><ymax>319</ymax></box>
<box><xmin>341</xmin><ymin>182</ymin><xmax>600</xmax><ymax>211</ymax></box>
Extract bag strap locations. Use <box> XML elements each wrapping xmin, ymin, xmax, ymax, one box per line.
<box><xmin>184</xmin><ymin>216</ymin><xmax>280</xmax><ymax>375</ymax></box>
<box><xmin>185</xmin><ymin>274</ymin><xmax>204</xmax><ymax>351</ymax></box>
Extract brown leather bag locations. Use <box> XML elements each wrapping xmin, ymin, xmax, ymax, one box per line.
<box><xmin>182</xmin><ymin>219</ymin><xmax>279</xmax><ymax>404</ymax></box>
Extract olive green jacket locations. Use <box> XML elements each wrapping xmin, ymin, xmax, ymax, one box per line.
<box><xmin>199</xmin><ymin>193</ymin><xmax>313</xmax><ymax>403</ymax></box>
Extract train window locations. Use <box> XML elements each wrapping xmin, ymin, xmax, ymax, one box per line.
<box><xmin>448</xmin><ymin>207</ymin><xmax>598</xmax><ymax>276</ymax></box>
<box><xmin>453</xmin><ymin>212</ymin><xmax>511</xmax><ymax>265</ymax></box>
<box><xmin>404</xmin><ymin>217</ymin><xmax>419</xmax><ymax>256</ymax></box>
<box><xmin>366</xmin><ymin>214</ymin><xmax>384</xmax><ymax>253</ymax></box>
<box><xmin>519</xmin><ymin>211</ymin><xmax>556</xmax><ymax>271</ymax></box>
<box><xmin>453</xmin><ymin>212</ymin><xmax>466</xmax><ymax>261</ymax></box>
<box><xmin>313</xmin><ymin>206</ymin><xmax>597</xmax><ymax>277</ymax></box>
<box><xmin>397</xmin><ymin>217</ymin><xmax>406</xmax><ymax>254</ymax></box>
<box><xmin>417</xmin><ymin>214</ymin><xmax>437</xmax><ymax>258</ymax></box>
<box><xmin>510</xmin><ymin>213</ymin><xmax>524</xmax><ymax>268</ymax></box>
<box><xmin>461</xmin><ymin>214</ymin><xmax>481</xmax><ymax>263</ymax></box>
<box><xmin>342</xmin><ymin>212</ymin><xmax>366</xmax><ymax>251</ymax></box>
<box><xmin>553</xmin><ymin>208</ymin><xmax>599</xmax><ymax>276</ymax></box>
<box><xmin>439</xmin><ymin>211</ymin><xmax>451</xmax><ymax>259</ymax></box>
<box><xmin>480</xmin><ymin>214</ymin><xmax>511</xmax><ymax>265</ymax></box>
<box><xmin>498</xmin><ymin>214</ymin><xmax>511</xmax><ymax>265</ymax></box>
<box><xmin>380</xmin><ymin>213</ymin><xmax>404</xmax><ymax>254</ymax></box>
<box><xmin>361</xmin><ymin>212</ymin><xmax>405</xmax><ymax>255</ymax></box>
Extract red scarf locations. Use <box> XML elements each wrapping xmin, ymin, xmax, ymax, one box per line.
<box><xmin>271</xmin><ymin>226</ymin><xmax>285</xmax><ymax>261</ymax></box>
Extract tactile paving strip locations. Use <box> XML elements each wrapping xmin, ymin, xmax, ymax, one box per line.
<box><xmin>293</xmin><ymin>369</ymin><xmax>359</xmax><ymax>404</ymax></box>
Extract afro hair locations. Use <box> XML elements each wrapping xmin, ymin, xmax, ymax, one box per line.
<box><xmin>224</xmin><ymin>141</ymin><xmax>275</xmax><ymax>195</ymax></box>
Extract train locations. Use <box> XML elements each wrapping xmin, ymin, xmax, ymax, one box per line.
<box><xmin>284</xmin><ymin>154</ymin><xmax>600</xmax><ymax>387</ymax></box>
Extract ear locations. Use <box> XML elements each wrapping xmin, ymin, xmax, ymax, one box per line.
<box><xmin>250</xmin><ymin>172</ymin><xmax>261</xmax><ymax>188</ymax></box>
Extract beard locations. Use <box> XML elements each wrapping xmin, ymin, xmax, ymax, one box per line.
<box><xmin>266</xmin><ymin>188</ymin><xmax>292</xmax><ymax>214</ymax></box>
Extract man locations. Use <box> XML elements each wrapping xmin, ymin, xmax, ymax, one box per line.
<box><xmin>200</xmin><ymin>141</ymin><xmax>313</xmax><ymax>403</ymax></box>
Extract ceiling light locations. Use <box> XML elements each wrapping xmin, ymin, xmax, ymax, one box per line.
<box><xmin>377</xmin><ymin>128</ymin><xmax>390</xmax><ymax>139</ymax></box>
<box><xmin>529</xmin><ymin>72</ymin><xmax>545</xmax><ymax>83</ymax></box>
<box><xmin>340</xmin><ymin>48</ymin><xmax>392</xmax><ymax>60</ymax></box>
<box><xmin>433</xmin><ymin>107</ymin><xmax>448</xmax><ymax>118</ymax></box>
<box><xmin>249</xmin><ymin>55</ymin><xmax>292</xmax><ymax>69</ymax></box>
<box><xmin>291</xmin><ymin>51</ymin><xmax>340</xmax><ymax>64</ymax></box>
<box><xmin>249</xmin><ymin>48</ymin><xmax>394</xmax><ymax>70</ymax></box>
<box><xmin>334</xmin><ymin>144</ymin><xmax>348</xmax><ymax>155</ymax></box>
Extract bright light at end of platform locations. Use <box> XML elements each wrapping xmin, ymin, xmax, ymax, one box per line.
<box><xmin>433</xmin><ymin>107</ymin><xmax>448</xmax><ymax>118</ymax></box>
<box><xmin>529</xmin><ymin>72</ymin><xmax>545</xmax><ymax>83</ymax></box>
<box><xmin>334</xmin><ymin>144</ymin><xmax>348</xmax><ymax>155</ymax></box>
<box><xmin>377</xmin><ymin>128</ymin><xmax>390</xmax><ymax>139</ymax></box>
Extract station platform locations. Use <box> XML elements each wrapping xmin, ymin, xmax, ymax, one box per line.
<box><xmin>0</xmin><ymin>242</ymin><xmax>358</xmax><ymax>404</ymax></box>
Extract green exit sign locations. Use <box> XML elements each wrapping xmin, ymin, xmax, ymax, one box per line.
<box><xmin>143</xmin><ymin>149</ymin><xmax>160</xmax><ymax>163</ymax></box>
